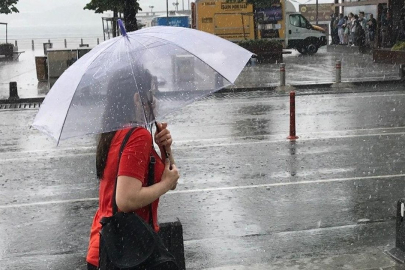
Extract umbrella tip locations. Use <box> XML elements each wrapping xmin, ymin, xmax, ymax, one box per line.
<box><xmin>117</xmin><ymin>19</ymin><xmax>127</xmax><ymax>37</ymax></box>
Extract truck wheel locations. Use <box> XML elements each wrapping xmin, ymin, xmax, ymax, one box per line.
<box><xmin>297</xmin><ymin>46</ymin><xmax>307</xmax><ymax>55</ymax></box>
<box><xmin>306</xmin><ymin>44</ymin><xmax>318</xmax><ymax>55</ymax></box>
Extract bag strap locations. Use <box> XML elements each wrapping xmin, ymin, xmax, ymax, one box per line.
<box><xmin>112</xmin><ymin>127</ymin><xmax>137</xmax><ymax>215</ymax></box>
<box><xmin>148</xmin><ymin>155</ymin><xmax>156</xmax><ymax>225</ymax></box>
<box><xmin>112</xmin><ymin>127</ymin><xmax>156</xmax><ymax>220</ymax></box>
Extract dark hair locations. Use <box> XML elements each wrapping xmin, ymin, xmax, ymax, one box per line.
<box><xmin>96</xmin><ymin>131</ymin><xmax>117</xmax><ymax>179</ymax></box>
<box><xmin>96</xmin><ymin>66</ymin><xmax>153</xmax><ymax>179</ymax></box>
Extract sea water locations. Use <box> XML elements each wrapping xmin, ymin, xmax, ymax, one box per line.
<box><xmin>0</xmin><ymin>23</ymin><xmax>105</xmax><ymax>99</ymax></box>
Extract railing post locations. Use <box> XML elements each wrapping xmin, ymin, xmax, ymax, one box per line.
<box><xmin>9</xmin><ymin>82</ymin><xmax>19</xmax><ymax>100</ymax></box>
<box><xmin>399</xmin><ymin>64</ymin><xmax>405</xmax><ymax>80</ymax></box>
<box><xmin>387</xmin><ymin>199</ymin><xmax>405</xmax><ymax>263</ymax></box>
<box><xmin>280</xmin><ymin>63</ymin><xmax>286</xmax><ymax>87</ymax></box>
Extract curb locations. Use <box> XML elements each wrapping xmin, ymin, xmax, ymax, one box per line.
<box><xmin>0</xmin><ymin>79</ymin><xmax>404</xmax><ymax>105</ymax></box>
<box><xmin>220</xmin><ymin>79</ymin><xmax>405</xmax><ymax>95</ymax></box>
<box><xmin>0</xmin><ymin>97</ymin><xmax>45</xmax><ymax>105</ymax></box>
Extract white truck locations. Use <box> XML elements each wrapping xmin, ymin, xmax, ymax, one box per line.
<box><xmin>194</xmin><ymin>0</ymin><xmax>327</xmax><ymax>54</ymax></box>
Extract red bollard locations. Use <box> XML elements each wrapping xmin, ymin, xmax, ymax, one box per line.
<box><xmin>287</xmin><ymin>91</ymin><xmax>299</xmax><ymax>140</ymax></box>
<box><xmin>280</xmin><ymin>63</ymin><xmax>286</xmax><ymax>86</ymax></box>
<box><xmin>335</xmin><ymin>60</ymin><xmax>341</xmax><ymax>83</ymax></box>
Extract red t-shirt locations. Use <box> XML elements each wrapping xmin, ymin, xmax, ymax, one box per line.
<box><xmin>86</xmin><ymin>127</ymin><xmax>165</xmax><ymax>267</ymax></box>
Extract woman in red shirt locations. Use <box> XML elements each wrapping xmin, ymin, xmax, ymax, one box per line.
<box><xmin>86</xmin><ymin>67</ymin><xmax>180</xmax><ymax>269</ymax></box>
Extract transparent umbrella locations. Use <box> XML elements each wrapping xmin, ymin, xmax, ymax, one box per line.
<box><xmin>32</xmin><ymin>20</ymin><xmax>253</xmax><ymax>144</ymax></box>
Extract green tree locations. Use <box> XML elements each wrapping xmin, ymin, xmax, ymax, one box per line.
<box><xmin>84</xmin><ymin>0</ymin><xmax>123</xmax><ymax>14</ymax></box>
<box><xmin>84</xmin><ymin>0</ymin><xmax>141</xmax><ymax>36</ymax></box>
<box><xmin>0</xmin><ymin>0</ymin><xmax>19</xmax><ymax>14</ymax></box>
<box><xmin>123</xmin><ymin>0</ymin><xmax>141</xmax><ymax>32</ymax></box>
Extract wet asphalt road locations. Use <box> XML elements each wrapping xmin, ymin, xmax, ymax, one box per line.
<box><xmin>2</xmin><ymin>89</ymin><xmax>405</xmax><ymax>269</ymax></box>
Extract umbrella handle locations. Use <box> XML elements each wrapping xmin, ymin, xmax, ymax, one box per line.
<box><xmin>154</xmin><ymin>122</ymin><xmax>175</xmax><ymax>165</ymax></box>
<box><xmin>164</xmin><ymin>147</ymin><xmax>175</xmax><ymax>166</ymax></box>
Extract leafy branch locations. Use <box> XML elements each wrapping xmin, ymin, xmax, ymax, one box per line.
<box><xmin>0</xmin><ymin>0</ymin><xmax>19</xmax><ymax>14</ymax></box>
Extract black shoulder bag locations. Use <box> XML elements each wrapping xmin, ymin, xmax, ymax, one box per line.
<box><xmin>99</xmin><ymin>128</ymin><xmax>179</xmax><ymax>270</ymax></box>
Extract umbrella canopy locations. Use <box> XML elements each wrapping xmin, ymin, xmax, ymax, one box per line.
<box><xmin>32</xmin><ymin>23</ymin><xmax>253</xmax><ymax>143</ymax></box>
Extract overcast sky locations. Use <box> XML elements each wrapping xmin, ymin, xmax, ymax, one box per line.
<box><xmin>0</xmin><ymin>0</ymin><xmax>334</xmax><ymax>33</ymax></box>
<box><xmin>0</xmin><ymin>0</ymin><xmax>334</xmax><ymax>26</ymax></box>
<box><xmin>0</xmin><ymin>0</ymin><xmax>172</xmax><ymax>28</ymax></box>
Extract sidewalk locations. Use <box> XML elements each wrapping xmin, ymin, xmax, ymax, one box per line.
<box><xmin>0</xmin><ymin>47</ymin><xmax>402</xmax><ymax>100</ymax></box>
<box><xmin>234</xmin><ymin>47</ymin><xmax>401</xmax><ymax>89</ymax></box>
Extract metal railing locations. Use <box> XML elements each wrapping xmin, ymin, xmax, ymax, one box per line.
<box><xmin>0</xmin><ymin>37</ymin><xmax>103</xmax><ymax>50</ymax></box>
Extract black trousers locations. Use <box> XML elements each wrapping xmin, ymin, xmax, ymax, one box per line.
<box><xmin>87</xmin><ymin>263</ymin><xmax>98</xmax><ymax>270</ymax></box>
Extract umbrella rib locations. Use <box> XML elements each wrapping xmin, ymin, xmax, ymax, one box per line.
<box><xmin>56</xmin><ymin>37</ymin><xmax>123</xmax><ymax>144</ymax></box>
<box><xmin>125</xmin><ymin>43</ymin><xmax>149</xmax><ymax>126</ymax></box>
<box><xmin>125</xmin><ymin>35</ymin><xmax>164</xmax><ymax>126</ymax></box>
<box><xmin>127</xmin><ymin>35</ymin><xmax>162</xmax><ymax>67</ymax></box>
<box><xmin>131</xmin><ymin>32</ymin><xmax>232</xmax><ymax>83</ymax></box>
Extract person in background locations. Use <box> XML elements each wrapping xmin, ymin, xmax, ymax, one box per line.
<box><xmin>351</xmin><ymin>14</ymin><xmax>358</xmax><ymax>46</ymax></box>
<box><xmin>398</xmin><ymin>7</ymin><xmax>405</xmax><ymax>41</ymax></box>
<box><xmin>333</xmin><ymin>15</ymin><xmax>340</xmax><ymax>44</ymax></box>
<box><xmin>367</xmin><ymin>14</ymin><xmax>377</xmax><ymax>46</ymax></box>
<box><xmin>330</xmin><ymin>13</ymin><xmax>337</xmax><ymax>44</ymax></box>
<box><xmin>359</xmin><ymin>12</ymin><xmax>367</xmax><ymax>30</ymax></box>
<box><xmin>343</xmin><ymin>16</ymin><xmax>349</xmax><ymax>45</ymax></box>
<box><xmin>337</xmin><ymin>14</ymin><xmax>346</xmax><ymax>44</ymax></box>
<box><xmin>347</xmin><ymin>13</ymin><xmax>354</xmax><ymax>45</ymax></box>
<box><xmin>381</xmin><ymin>9</ymin><xmax>390</xmax><ymax>47</ymax></box>
<box><xmin>358</xmin><ymin>12</ymin><xmax>368</xmax><ymax>45</ymax></box>
<box><xmin>331</xmin><ymin>14</ymin><xmax>340</xmax><ymax>45</ymax></box>
<box><xmin>354</xmin><ymin>14</ymin><xmax>366</xmax><ymax>47</ymax></box>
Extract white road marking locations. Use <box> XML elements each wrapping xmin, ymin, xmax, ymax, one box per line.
<box><xmin>0</xmin><ymin>198</ymin><xmax>98</xmax><ymax>209</ymax></box>
<box><xmin>170</xmin><ymin>173</ymin><xmax>405</xmax><ymax>194</ymax></box>
<box><xmin>1</xmin><ymin>173</ymin><xmax>404</xmax><ymax>209</ymax></box>
<box><xmin>0</xmin><ymin>152</ymin><xmax>95</xmax><ymax>163</ymax></box>
<box><xmin>174</xmin><ymin>126</ymin><xmax>405</xmax><ymax>145</ymax></box>
<box><xmin>193</xmin><ymin>91</ymin><xmax>405</xmax><ymax>107</ymax></box>
<box><xmin>185</xmin><ymin>131</ymin><xmax>405</xmax><ymax>149</ymax></box>
<box><xmin>1</xmin><ymin>127</ymin><xmax>405</xmax><ymax>162</ymax></box>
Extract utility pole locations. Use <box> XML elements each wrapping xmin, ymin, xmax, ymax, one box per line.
<box><xmin>173</xmin><ymin>1</ymin><xmax>179</xmax><ymax>12</ymax></box>
<box><xmin>149</xmin><ymin>5</ymin><xmax>154</xmax><ymax>14</ymax></box>
<box><xmin>167</xmin><ymin>0</ymin><xmax>169</xmax><ymax>24</ymax></box>
<box><xmin>316</xmin><ymin>0</ymin><xmax>319</xmax><ymax>25</ymax></box>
